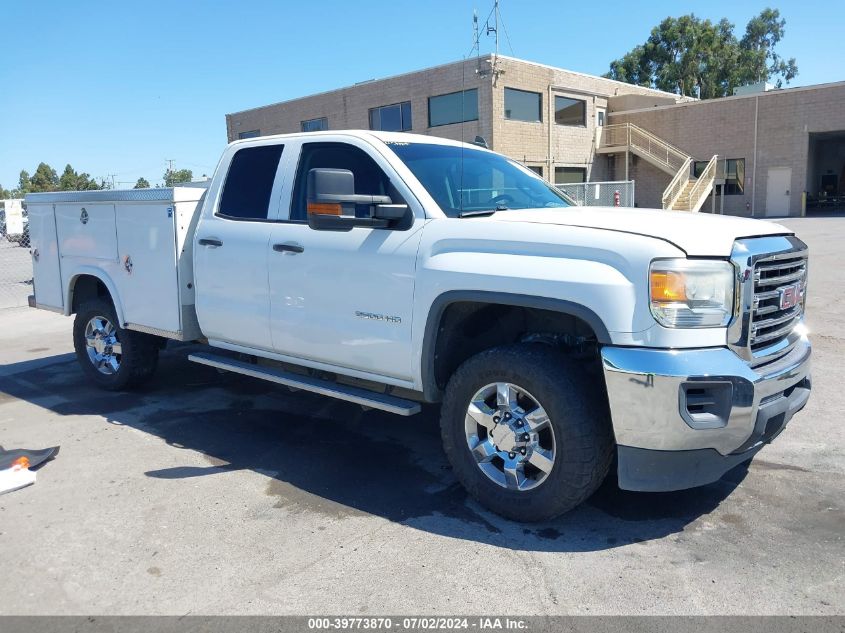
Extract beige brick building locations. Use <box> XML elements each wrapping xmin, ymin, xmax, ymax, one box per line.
<box><xmin>226</xmin><ymin>55</ymin><xmax>845</xmax><ymax>218</ymax></box>
<box><xmin>609</xmin><ymin>81</ymin><xmax>845</xmax><ymax>217</ymax></box>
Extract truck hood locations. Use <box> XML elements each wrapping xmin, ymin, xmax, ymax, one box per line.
<box><xmin>492</xmin><ymin>206</ymin><xmax>791</xmax><ymax>256</ymax></box>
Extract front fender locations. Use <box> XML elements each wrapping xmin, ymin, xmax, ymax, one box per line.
<box><xmin>409</xmin><ymin>219</ymin><xmax>690</xmax><ymax>393</ymax></box>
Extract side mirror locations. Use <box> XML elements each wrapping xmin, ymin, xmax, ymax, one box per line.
<box><xmin>306</xmin><ymin>168</ymin><xmax>409</xmax><ymax>231</ymax></box>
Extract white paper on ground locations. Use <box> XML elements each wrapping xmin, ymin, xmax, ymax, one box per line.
<box><xmin>0</xmin><ymin>467</ymin><xmax>37</xmax><ymax>495</ymax></box>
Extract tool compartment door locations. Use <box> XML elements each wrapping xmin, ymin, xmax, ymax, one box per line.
<box><xmin>28</xmin><ymin>202</ymin><xmax>63</xmax><ymax>309</ymax></box>
<box><xmin>56</xmin><ymin>203</ymin><xmax>118</xmax><ymax>261</ymax></box>
<box><xmin>114</xmin><ymin>202</ymin><xmax>181</xmax><ymax>334</ymax></box>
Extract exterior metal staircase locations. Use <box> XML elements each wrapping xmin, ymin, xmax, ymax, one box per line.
<box><xmin>598</xmin><ymin>122</ymin><xmax>717</xmax><ymax>213</ymax></box>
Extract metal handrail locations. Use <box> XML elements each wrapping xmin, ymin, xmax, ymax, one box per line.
<box><xmin>600</xmin><ymin>124</ymin><xmax>632</xmax><ymax>148</ymax></box>
<box><xmin>661</xmin><ymin>157</ymin><xmax>693</xmax><ymax>209</ymax></box>
<box><xmin>601</xmin><ymin>123</ymin><xmax>690</xmax><ymax>172</ymax></box>
<box><xmin>600</xmin><ymin>122</ymin><xmax>711</xmax><ymax>212</ymax></box>
<box><xmin>687</xmin><ymin>155</ymin><xmax>718</xmax><ymax>212</ymax></box>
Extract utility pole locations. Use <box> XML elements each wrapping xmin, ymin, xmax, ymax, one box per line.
<box><xmin>166</xmin><ymin>159</ymin><xmax>175</xmax><ymax>186</ymax></box>
<box><xmin>486</xmin><ymin>0</ymin><xmax>500</xmax><ymax>58</ymax></box>
<box><xmin>481</xmin><ymin>0</ymin><xmax>504</xmax><ymax>82</ymax></box>
<box><xmin>471</xmin><ymin>10</ymin><xmax>479</xmax><ymax>58</ymax></box>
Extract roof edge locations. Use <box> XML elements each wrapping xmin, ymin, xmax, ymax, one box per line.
<box><xmin>493</xmin><ymin>54</ymin><xmax>693</xmax><ymax>101</ymax></box>
<box><xmin>609</xmin><ymin>79</ymin><xmax>845</xmax><ymax>116</ymax></box>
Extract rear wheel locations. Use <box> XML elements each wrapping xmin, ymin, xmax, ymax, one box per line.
<box><xmin>73</xmin><ymin>298</ymin><xmax>159</xmax><ymax>390</ymax></box>
<box><xmin>440</xmin><ymin>344</ymin><xmax>613</xmax><ymax>522</ymax></box>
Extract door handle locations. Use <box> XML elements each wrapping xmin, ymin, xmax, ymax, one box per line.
<box><xmin>273</xmin><ymin>242</ymin><xmax>304</xmax><ymax>254</ymax></box>
<box><xmin>198</xmin><ymin>237</ymin><xmax>223</xmax><ymax>247</ymax></box>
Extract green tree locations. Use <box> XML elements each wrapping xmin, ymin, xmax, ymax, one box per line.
<box><xmin>605</xmin><ymin>45</ymin><xmax>653</xmax><ymax>88</ymax></box>
<box><xmin>163</xmin><ymin>168</ymin><xmax>192</xmax><ymax>186</ymax></box>
<box><xmin>605</xmin><ymin>8</ymin><xmax>797</xmax><ymax>98</ymax></box>
<box><xmin>134</xmin><ymin>177</ymin><xmax>151</xmax><ymax>189</ymax></box>
<box><xmin>739</xmin><ymin>8</ymin><xmax>797</xmax><ymax>87</ymax></box>
<box><xmin>0</xmin><ymin>184</ymin><xmax>10</xmax><ymax>199</ymax></box>
<box><xmin>59</xmin><ymin>164</ymin><xmax>77</xmax><ymax>190</ymax></box>
<box><xmin>58</xmin><ymin>164</ymin><xmax>101</xmax><ymax>191</ymax></box>
<box><xmin>80</xmin><ymin>174</ymin><xmax>101</xmax><ymax>190</ymax></box>
<box><xmin>30</xmin><ymin>162</ymin><xmax>60</xmax><ymax>192</ymax></box>
<box><xmin>17</xmin><ymin>170</ymin><xmax>32</xmax><ymax>196</ymax></box>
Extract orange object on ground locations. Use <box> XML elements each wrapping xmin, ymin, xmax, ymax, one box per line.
<box><xmin>11</xmin><ymin>456</ymin><xmax>30</xmax><ymax>470</ymax></box>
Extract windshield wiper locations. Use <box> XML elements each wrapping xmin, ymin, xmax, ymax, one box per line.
<box><xmin>458</xmin><ymin>209</ymin><xmax>498</xmax><ymax>218</ymax></box>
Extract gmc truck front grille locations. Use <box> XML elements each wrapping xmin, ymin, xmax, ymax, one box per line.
<box><xmin>750</xmin><ymin>255</ymin><xmax>807</xmax><ymax>352</ymax></box>
<box><xmin>728</xmin><ymin>235</ymin><xmax>809</xmax><ymax>367</ymax></box>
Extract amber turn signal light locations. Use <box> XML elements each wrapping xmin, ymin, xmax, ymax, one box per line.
<box><xmin>650</xmin><ymin>270</ymin><xmax>687</xmax><ymax>303</ymax></box>
<box><xmin>307</xmin><ymin>202</ymin><xmax>342</xmax><ymax>216</ymax></box>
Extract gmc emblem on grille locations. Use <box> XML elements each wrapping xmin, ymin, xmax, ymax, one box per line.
<box><xmin>779</xmin><ymin>283</ymin><xmax>801</xmax><ymax>310</ymax></box>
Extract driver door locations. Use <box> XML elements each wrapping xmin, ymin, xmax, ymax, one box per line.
<box><xmin>268</xmin><ymin>139</ymin><xmax>425</xmax><ymax>382</ymax></box>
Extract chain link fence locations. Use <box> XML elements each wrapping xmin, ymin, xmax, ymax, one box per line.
<box><xmin>1</xmin><ymin>205</ymin><xmax>33</xmax><ymax>310</ymax></box>
<box><xmin>556</xmin><ymin>180</ymin><xmax>635</xmax><ymax>208</ymax></box>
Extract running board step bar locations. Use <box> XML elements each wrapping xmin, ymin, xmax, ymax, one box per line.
<box><xmin>188</xmin><ymin>352</ymin><xmax>421</xmax><ymax>416</ymax></box>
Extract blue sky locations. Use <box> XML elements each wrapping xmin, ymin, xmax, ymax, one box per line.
<box><xmin>1</xmin><ymin>0</ymin><xmax>839</xmax><ymax>190</ymax></box>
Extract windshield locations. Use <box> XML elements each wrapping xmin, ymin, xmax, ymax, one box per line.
<box><xmin>386</xmin><ymin>141</ymin><xmax>571</xmax><ymax>217</ymax></box>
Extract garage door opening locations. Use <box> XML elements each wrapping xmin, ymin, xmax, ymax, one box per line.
<box><xmin>807</xmin><ymin>131</ymin><xmax>845</xmax><ymax>212</ymax></box>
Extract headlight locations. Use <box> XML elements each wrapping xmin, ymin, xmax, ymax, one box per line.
<box><xmin>649</xmin><ymin>259</ymin><xmax>734</xmax><ymax>328</ymax></box>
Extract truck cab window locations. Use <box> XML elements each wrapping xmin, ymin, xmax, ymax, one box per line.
<box><xmin>388</xmin><ymin>142</ymin><xmax>569</xmax><ymax>217</ymax></box>
<box><xmin>290</xmin><ymin>142</ymin><xmax>404</xmax><ymax>222</ymax></box>
<box><xmin>218</xmin><ymin>144</ymin><xmax>284</xmax><ymax>220</ymax></box>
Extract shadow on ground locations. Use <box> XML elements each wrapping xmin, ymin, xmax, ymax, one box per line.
<box><xmin>1</xmin><ymin>346</ymin><xmax>749</xmax><ymax>553</ymax></box>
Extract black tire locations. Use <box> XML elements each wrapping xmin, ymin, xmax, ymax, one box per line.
<box><xmin>73</xmin><ymin>298</ymin><xmax>159</xmax><ymax>391</ymax></box>
<box><xmin>440</xmin><ymin>344</ymin><xmax>614</xmax><ymax>522</ymax></box>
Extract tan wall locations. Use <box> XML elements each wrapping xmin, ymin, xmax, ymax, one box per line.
<box><xmin>608</xmin><ymin>94</ymin><xmax>686</xmax><ymax>113</ymax></box>
<box><xmin>226</xmin><ymin>57</ymin><xmax>493</xmax><ymax>146</ymax></box>
<box><xmin>491</xmin><ymin>57</ymin><xmax>685</xmax><ymax>181</ymax></box>
<box><xmin>226</xmin><ymin>55</ymin><xmax>685</xmax><ymax>184</ymax></box>
<box><xmin>610</xmin><ymin>98</ymin><xmax>756</xmax><ymax>214</ymax></box>
<box><xmin>610</xmin><ymin>83</ymin><xmax>845</xmax><ymax>217</ymax></box>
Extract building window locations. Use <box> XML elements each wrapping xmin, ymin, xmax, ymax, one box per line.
<box><xmin>526</xmin><ymin>166</ymin><xmax>543</xmax><ymax>178</ymax></box>
<box><xmin>504</xmin><ymin>88</ymin><xmax>542</xmax><ymax>122</ymax></box>
<box><xmin>369</xmin><ymin>102</ymin><xmax>412</xmax><ymax>132</ymax></box>
<box><xmin>555</xmin><ymin>167</ymin><xmax>587</xmax><ymax>184</ymax></box>
<box><xmin>428</xmin><ymin>89</ymin><xmax>479</xmax><ymax>127</ymax></box>
<box><xmin>301</xmin><ymin>117</ymin><xmax>328</xmax><ymax>132</ymax></box>
<box><xmin>554</xmin><ymin>96</ymin><xmax>586</xmax><ymax>126</ymax></box>
<box><xmin>695</xmin><ymin>158</ymin><xmax>745</xmax><ymax>195</ymax></box>
<box><xmin>238</xmin><ymin>129</ymin><xmax>260</xmax><ymax>139</ymax></box>
<box><xmin>218</xmin><ymin>144</ymin><xmax>284</xmax><ymax>220</ymax></box>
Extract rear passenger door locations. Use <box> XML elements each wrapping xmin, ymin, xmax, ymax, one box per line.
<box><xmin>267</xmin><ymin>138</ymin><xmax>425</xmax><ymax>382</ymax></box>
<box><xmin>194</xmin><ymin>143</ymin><xmax>285</xmax><ymax>352</ymax></box>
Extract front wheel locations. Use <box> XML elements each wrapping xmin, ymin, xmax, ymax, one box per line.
<box><xmin>440</xmin><ymin>344</ymin><xmax>614</xmax><ymax>522</ymax></box>
<box><xmin>73</xmin><ymin>299</ymin><xmax>159</xmax><ymax>391</ymax></box>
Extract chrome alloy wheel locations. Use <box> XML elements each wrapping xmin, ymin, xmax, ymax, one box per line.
<box><xmin>464</xmin><ymin>382</ymin><xmax>556</xmax><ymax>491</ymax></box>
<box><xmin>84</xmin><ymin>316</ymin><xmax>122</xmax><ymax>375</ymax></box>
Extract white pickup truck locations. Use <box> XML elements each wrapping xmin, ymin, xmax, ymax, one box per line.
<box><xmin>25</xmin><ymin>131</ymin><xmax>811</xmax><ymax>521</ymax></box>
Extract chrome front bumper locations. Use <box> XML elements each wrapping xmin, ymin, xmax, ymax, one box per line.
<box><xmin>601</xmin><ymin>333</ymin><xmax>811</xmax><ymax>491</ymax></box>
